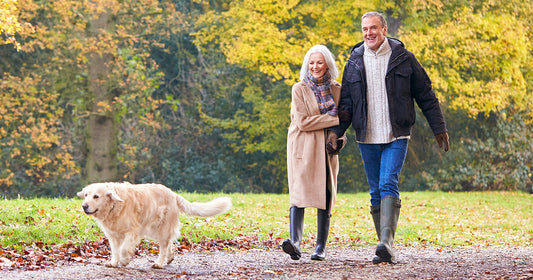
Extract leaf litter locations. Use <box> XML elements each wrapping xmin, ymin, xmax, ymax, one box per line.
<box><xmin>0</xmin><ymin>235</ymin><xmax>282</xmax><ymax>271</ymax></box>
<box><xmin>0</xmin><ymin>237</ymin><xmax>532</xmax><ymax>279</ymax></box>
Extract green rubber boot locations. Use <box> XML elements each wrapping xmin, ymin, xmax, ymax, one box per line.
<box><xmin>374</xmin><ymin>197</ymin><xmax>401</xmax><ymax>264</ymax></box>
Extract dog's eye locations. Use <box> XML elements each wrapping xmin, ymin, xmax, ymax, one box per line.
<box><xmin>93</xmin><ymin>195</ymin><xmax>99</xmax><ymax>199</ymax></box>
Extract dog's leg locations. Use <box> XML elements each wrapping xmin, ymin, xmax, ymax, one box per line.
<box><xmin>153</xmin><ymin>239</ymin><xmax>172</xmax><ymax>269</ymax></box>
<box><xmin>119</xmin><ymin>233</ymin><xmax>139</xmax><ymax>267</ymax></box>
<box><xmin>166</xmin><ymin>245</ymin><xmax>175</xmax><ymax>265</ymax></box>
<box><xmin>106</xmin><ymin>237</ymin><xmax>121</xmax><ymax>268</ymax></box>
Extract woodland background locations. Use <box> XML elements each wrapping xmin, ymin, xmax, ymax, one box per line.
<box><xmin>0</xmin><ymin>0</ymin><xmax>532</xmax><ymax>198</ymax></box>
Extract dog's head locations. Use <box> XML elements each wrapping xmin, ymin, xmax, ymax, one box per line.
<box><xmin>77</xmin><ymin>183</ymin><xmax>124</xmax><ymax>217</ymax></box>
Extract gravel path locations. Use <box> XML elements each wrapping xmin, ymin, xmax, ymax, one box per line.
<box><xmin>1</xmin><ymin>247</ymin><xmax>532</xmax><ymax>279</ymax></box>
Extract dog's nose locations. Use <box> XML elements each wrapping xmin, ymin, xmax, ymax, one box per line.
<box><xmin>82</xmin><ymin>203</ymin><xmax>88</xmax><ymax>210</ymax></box>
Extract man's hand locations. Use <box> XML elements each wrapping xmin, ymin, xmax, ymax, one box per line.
<box><xmin>435</xmin><ymin>132</ymin><xmax>449</xmax><ymax>152</ymax></box>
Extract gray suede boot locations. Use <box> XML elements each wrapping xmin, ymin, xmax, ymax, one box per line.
<box><xmin>374</xmin><ymin>197</ymin><xmax>401</xmax><ymax>264</ymax></box>
<box><xmin>282</xmin><ymin>207</ymin><xmax>305</xmax><ymax>260</ymax></box>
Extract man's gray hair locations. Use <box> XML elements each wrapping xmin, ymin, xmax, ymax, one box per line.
<box><xmin>299</xmin><ymin>44</ymin><xmax>339</xmax><ymax>81</ymax></box>
<box><xmin>362</xmin><ymin>12</ymin><xmax>387</xmax><ymax>28</ymax></box>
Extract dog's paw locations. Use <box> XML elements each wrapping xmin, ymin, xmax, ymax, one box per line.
<box><xmin>152</xmin><ymin>263</ymin><xmax>164</xmax><ymax>269</ymax></box>
<box><xmin>105</xmin><ymin>261</ymin><xmax>118</xmax><ymax>268</ymax></box>
<box><xmin>119</xmin><ymin>259</ymin><xmax>131</xmax><ymax>267</ymax></box>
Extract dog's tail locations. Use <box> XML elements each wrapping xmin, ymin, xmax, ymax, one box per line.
<box><xmin>176</xmin><ymin>195</ymin><xmax>232</xmax><ymax>217</ymax></box>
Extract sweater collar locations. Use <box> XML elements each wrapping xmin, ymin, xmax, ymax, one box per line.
<box><xmin>364</xmin><ymin>38</ymin><xmax>391</xmax><ymax>56</ymax></box>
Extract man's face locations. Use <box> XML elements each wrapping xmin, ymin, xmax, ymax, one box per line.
<box><xmin>362</xmin><ymin>15</ymin><xmax>387</xmax><ymax>51</ymax></box>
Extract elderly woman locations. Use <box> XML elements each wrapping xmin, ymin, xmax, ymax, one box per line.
<box><xmin>283</xmin><ymin>44</ymin><xmax>346</xmax><ymax>261</ymax></box>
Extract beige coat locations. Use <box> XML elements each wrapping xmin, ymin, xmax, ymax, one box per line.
<box><xmin>287</xmin><ymin>80</ymin><xmax>345</xmax><ymax>211</ymax></box>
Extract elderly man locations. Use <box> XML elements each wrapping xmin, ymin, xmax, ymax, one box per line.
<box><xmin>328</xmin><ymin>12</ymin><xmax>449</xmax><ymax>264</ymax></box>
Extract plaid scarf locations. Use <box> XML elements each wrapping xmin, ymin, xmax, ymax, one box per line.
<box><xmin>303</xmin><ymin>71</ymin><xmax>337</xmax><ymax>116</ymax></box>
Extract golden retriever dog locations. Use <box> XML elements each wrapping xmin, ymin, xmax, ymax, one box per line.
<box><xmin>77</xmin><ymin>182</ymin><xmax>232</xmax><ymax>269</ymax></box>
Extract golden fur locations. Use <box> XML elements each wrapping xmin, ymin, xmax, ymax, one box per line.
<box><xmin>77</xmin><ymin>182</ymin><xmax>231</xmax><ymax>268</ymax></box>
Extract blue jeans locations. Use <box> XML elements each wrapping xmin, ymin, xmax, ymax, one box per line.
<box><xmin>358</xmin><ymin>139</ymin><xmax>408</xmax><ymax>206</ymax></box>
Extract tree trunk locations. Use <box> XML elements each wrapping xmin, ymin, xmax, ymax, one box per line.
<box><xmin>86</xmin><ymin>4</ymin><xmax>118</xmax><ymax>183</ymax></box>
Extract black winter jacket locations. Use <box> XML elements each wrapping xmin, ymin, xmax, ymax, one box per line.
<box><xmin>331</xmin><ymin>38</ymin><xmax>447</xmax><ymax>142</ymax></box>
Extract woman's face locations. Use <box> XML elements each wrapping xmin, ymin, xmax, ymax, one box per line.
<box><xmin>308</xmin><ymin>53</ymin><xmax>328</xmax><ymax>79</ymax></box>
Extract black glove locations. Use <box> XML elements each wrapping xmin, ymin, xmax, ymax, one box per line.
<box><xmin>435</xmin><ymin>132</ymin><xmax>450</xmax><ymax>152</ymax></box>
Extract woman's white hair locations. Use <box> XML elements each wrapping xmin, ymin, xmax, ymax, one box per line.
<box><xmin>299</xmin><ymin>44</ymin><xmax>339</xmax><ymax>81</ymax></box>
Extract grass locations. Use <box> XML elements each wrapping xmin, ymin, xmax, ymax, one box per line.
<box><xmin>0</xmin><ymin>192</ymin><xmax>531</xmax><ymax>251</ymax></box>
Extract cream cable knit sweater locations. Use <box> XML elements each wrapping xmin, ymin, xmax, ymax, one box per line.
<box><xmin>363</xmin><ymin>39</ymin><xmax>400</xmax><ymax>144</ymax></box>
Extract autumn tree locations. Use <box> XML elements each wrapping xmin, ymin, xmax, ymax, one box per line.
<box><xmin>0</xmin><ymin>74</ymin><xmax>78</xmax><ymax>195</ymax></box>
<box><xmin>403</xmin><ymin>10</ymin><xmax>531</xmax><ymax>118</ymax></box>
<box><xmin>0</xmin><ymin>0</ymin><xmax>178</xmax><ymax>195</ymax></box>
<box><xmin>0</xmin><ymin>0</ymin><xmax>33</xmax><ymax>50</ymax></box>
<box><xmin>401</xmin><ymin>2</ymin><xmax>533</xmax><ymax>191</ymax></box>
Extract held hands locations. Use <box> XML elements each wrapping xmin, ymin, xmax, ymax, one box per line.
<box><xmin>327</xmin><ymin>131</ymin><xmax>338</xmax><ymax>149</ymax></box>
<box><xmin>435</xmin><ymin>132</ymin><xmax>450</xmax><ymax>152</ymax></box>
<box><xmin>327</xmin><ymin>107</ymin><xmax>349</xmax><ymax>155</ymax></box>
<box><xmin>326</xmin><ymin>131</ymin><xmax>341</xmax><ymax>155</ymax></box>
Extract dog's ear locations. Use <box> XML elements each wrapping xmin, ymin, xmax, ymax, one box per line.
<box><xmin>77</xmin><ymin>190</ymin><xmax>85</xmax><ymax>198</ymax></box>
<box><xmin>106</xmin><ymin>189</ymin><xmax>124</xmax><ymax>202</ymax></box>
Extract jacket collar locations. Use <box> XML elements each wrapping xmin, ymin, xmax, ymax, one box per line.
<box><xmin>387</xmin><ymin>38</ymin><xmax>408</xmax><ymax>72</ymax></box>
<box><xmin>351</xmin><ymin>37</ymin><xmax>405</xmax><ymax>58</ymax></box>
